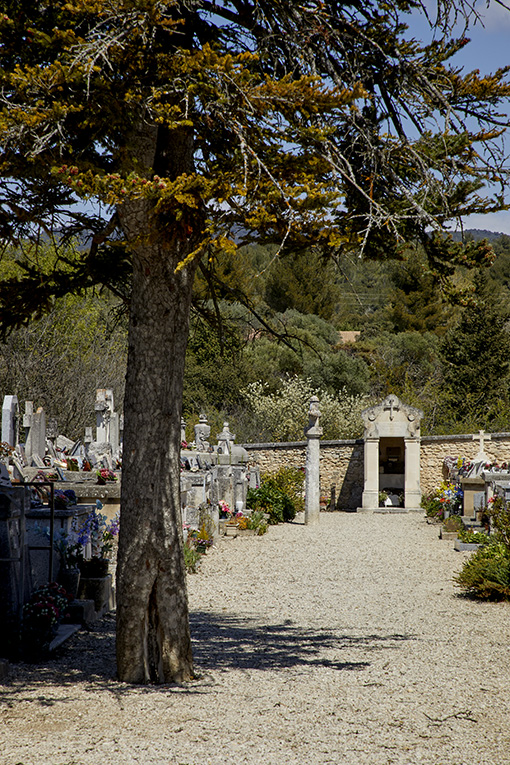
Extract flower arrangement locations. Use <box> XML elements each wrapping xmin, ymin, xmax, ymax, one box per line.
<box><xmin>0</xmin><ymin>441</ymin><xmax>14</xmax><ymax>461</ymax></box>
<box><xmin>21</xmin><ymin>582</ymin><xmax>72</xmax><ymax>657</ymax></box>
<box><xmin>421</xmin><ymin>481</ymin><xmax>463</xmax><ymax>519</ymax></box>
<box><xmin>218</xmin><ymin>499</ymin><xmax>243</xmax><ymax>521</ymax></box>
<box><xmin>78</xmin><ymin>506</ymin><xmax>120</xmax><ymax>560</ymax></box>
<box><xmin>238</xmin><ymin>510</ymin><xmax>268</xmax><ymax>535</ymax></box>
<box><xmin>482</xmin><ymin>462</ymin><xmax>510</xmax><ymax>472</ymax></box>
<box><xmin>456</xmin><ymin>457</ymin><xmax>473</xmax><ymax>476</ymax></box>
<box><xmin>96</xmin><ymin>468</ymin><xmax>118</xmax><ymax>484</ymax></box>
<box><xmin>53</xmin><ymin>525</ymin><xmax>86</xmax><ymax>570</ymax></box>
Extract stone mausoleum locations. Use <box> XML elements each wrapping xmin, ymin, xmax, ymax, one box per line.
<box><xmin>361</xmin><ymin>394</ymin><xmax>423</xmax><ymax>511</ymax></box>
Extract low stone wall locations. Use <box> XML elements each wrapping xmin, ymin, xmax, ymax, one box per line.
<box><xmin>245</xmin><ymin>439</ymin><xmax>364</xmax><ymax>510</ymax></box>
<box><xmin>420</xmin><ymin>433</ymin><xmax>510</xmax><ymax>496</ymax></box>
<box><xmin>244</xmin><ymin>432</ymin><xmax>510</xmax><ymax>510</ymax></box>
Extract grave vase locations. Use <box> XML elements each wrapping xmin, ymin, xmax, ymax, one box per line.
<box><xmin>79</xmin><ymin>557</ymin><xmax>109</xmax><ymax>578</ymax></box>
<box><xmin>78</xmin><ymin>574</ymin><xmax>112</xmax><ymax>612</ymax></box>
<box><xmin>57</xmin><ymin>567</ymin><xmax>81</xmax><ymax>599</ymax></box>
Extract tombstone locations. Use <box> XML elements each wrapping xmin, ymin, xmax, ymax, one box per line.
<box><xmin>1</xmin><ymin>395</ymin><xmax>19</xmax><ymax>447</ymax></box>
<box><xmin>25</xmin><ymin>406</ymin><xmax>46</xmax><ymax>462</ymax></box>
<box><xmin>457</xmin><ymin>430</ymin><xmax>493</xmax><ymax>520</ymax></box>
<box><xmin>304</xmin><ymin>396</ymin><xmax>322</xmax><ymax>525</ymax></box>
<box><xmin>217</xmin><ymin>421</ymin><xmax>235</xmax><ymax>455</ymax></box>
<box><xmin>194</xmin><ymin>414</ymin><xmax>210</xmax><ymax>451</ymax></box>
<box><xmin>95</xmin><ymin>388</ymin><xmax>115</xmax><ymax>443</ymax></box>
<box><xmin>361</xmin><ymin>394</ymin><xmax>423</xmax><ymax>511</ymax></box>
<box><xmin>109</xmin><ymin>412</ymin><xmax>121</xmax><ymax>457</ymax></box>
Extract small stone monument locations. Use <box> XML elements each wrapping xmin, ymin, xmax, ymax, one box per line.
<box><xmin>1</xmin><ymin>395</ymin><xmax>19</xmax><ymax>447</ymax></box>
<box><xmin>194</xmin><ymin>414</ymin><xmax>211</xmax><ymax>451</ymax></box>
<box><xmin>304</xmin><ymin>396</ymin><xmax>322</xmax><ymax>525</ymax></box>
<box><xmin>217</xmin><ymin>421</ymin><xmax>235</xmax><ymax>455</ymax></box>
<box><xmin>24</xmin><ymin>404</ymin><xmax>46</xmax><ymax>463</ymax></box>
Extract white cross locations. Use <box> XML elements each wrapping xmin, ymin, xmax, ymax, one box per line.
<box><xmin>473</xmin><ymin>429</ymin><xmax>491</xmax><ymax>454</ymax></box>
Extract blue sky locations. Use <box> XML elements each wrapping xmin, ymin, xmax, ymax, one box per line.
<box><xmin>408</xmin><ymin>1</ymin><xmax>510</xmax><ymax>235</ymax></box>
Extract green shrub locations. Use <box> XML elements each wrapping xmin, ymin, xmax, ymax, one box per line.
<box><xmin>247</xmin><ymin>481</ymin><xmax>296</xmax><ymax>524</ymax></box>
<box><xmin>457</xmin><ymin>528</ymin><xmax>490</xmax><ymax>545</ymax></box>
<box><xmin>183</xmin><ymin>542</ymin><xmax>202</xmax><ymax>574</ymax></box>
<box><xmin>263</xmin><ymin>466</ymin><xmax>305</xmax><ymax>513</ymax></box>
<box><xmin>454</xmin><ymin>540</ymin><xmax>510</xmax><ymax>600</ymax></box>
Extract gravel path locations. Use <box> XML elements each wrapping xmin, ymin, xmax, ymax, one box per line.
<box><xmin>2</xmin><ymin>512</ymin><xmax>510</xmax><ymax>765</ymax></box>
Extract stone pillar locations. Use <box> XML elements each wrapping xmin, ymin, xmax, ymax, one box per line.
<box><xmin>404</xmin><ymin>437</ymin><xmax>421</xmax><ymax>510</ymax></box>
<box><xmin>304</xmin><ymin>396</ymin><xmax>322</xmax><ymax>525</ymax></box>
<box><xmin>362</xmin><ymin>438</ymin><xmax>379</xmax><ymax>510</ymax></box>
<box><xmin>1</xmin><ymin>396</ymin><xmax>19</xmax><ymax>447</ymax></box>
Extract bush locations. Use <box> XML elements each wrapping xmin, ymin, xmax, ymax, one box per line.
<box><xmin>453</xmin><ymin>540</ymin><xmax>510</xmax><ymax>600</ymax></box>
<box><xmin>247</xmin><ymin>481</ymin><xmax>296</xmax><ymax>524</ymax></box>
<box><xmin>240</xmin><ymin>376</ymin><xmax>370</xmax><ymax>442</ymax></box>
<box><xmin>263</xmin><ymin>466</ymin><xmax>305</xmax><ymax>513</ymax></box>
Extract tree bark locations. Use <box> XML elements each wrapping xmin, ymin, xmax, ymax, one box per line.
<box><xmin>116</xmin><ymin>125</ymin><xmax>202</xmax><ymax>683</ymax></box>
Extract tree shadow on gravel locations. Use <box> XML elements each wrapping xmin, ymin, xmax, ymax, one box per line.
<box><xmin>0</xmin><ymin>612</ymin><xmax>415</xmax><ymax>708</ymax></box>
<box><xmin>0</xmin><ymin>613</ymin><xmax>120</xmax><ymax>706</ymax></box>
<box><xmin>189</xmin><ymin>611</ymin><xmax>414</xmax><ymax>673</ymax></box>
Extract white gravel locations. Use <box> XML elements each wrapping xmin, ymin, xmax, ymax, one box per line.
<box><xmin>2</xmin><ymin>512</ymin><xmax>510</xmax><ymax>765</ymax></box>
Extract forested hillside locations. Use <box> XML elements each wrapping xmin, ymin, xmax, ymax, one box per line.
<box><xmin>2</xmin><ymin>231</ymin><xmax>510</xmax><ymax>441</ymax></box>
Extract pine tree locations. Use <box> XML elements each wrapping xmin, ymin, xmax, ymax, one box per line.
<box><xmin>440</xmin><ymin>270</ymin><xmax>510</xmax><ymax>426</ymax></box>
<box><xmin>0</xmin><ymin>0</ymin><xmax>509</xmax><ymax>683</ymax></box>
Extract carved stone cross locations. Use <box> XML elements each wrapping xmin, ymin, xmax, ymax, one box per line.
<box><xmin>384</xmin><ymin>396</ymin><xmax>398</xmax><ymax>421</ymax></box>
<box><xmin>473</xmin><ymin>429</ymin><xmax>491</xmax><ymax>457</ymax></box>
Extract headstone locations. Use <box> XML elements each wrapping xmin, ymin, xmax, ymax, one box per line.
<box><xmin>217</xmin><ymin>421</ymin><xmax>235</xmax><ymax>455</ymax></box>
<box><xmin>473</xmin><ymin>429</ymin><xmax>491</xmax><ymax>462</ymax></box>
<box><xmin>1</xmin><ymin>395</ymin><xmax>19</xmax><ymax>447</ymax></box>
<box><xmin>194</xmin><ymin>414</ymin><xmax>210</xmax><ymax>451</ymax></box>
<box><xmin>304</xmin><ymin>396</ymin><xmax>322</xmax><ymax>525</ymax></box>
<box><xmin>95</xmin><ymin>388</ymin><xmax>115</xmax><ymax>443</ymax></box>
<box><xmin>25</xmin><ymin>406</ymin><xmax>46</xmax><ymax>461</ymax></box>
<box><xmin>46</xmin><ymin>417</ymin><xmax>58</xmax><ymax>441</ymax></box>
<box><xmin>56</xmin><ymin>435</ymin><xmax>74</xmax><ymax>452</ymax></box>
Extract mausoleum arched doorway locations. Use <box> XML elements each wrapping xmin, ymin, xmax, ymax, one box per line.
<box><xmin>361</xmin><ymin>395</ymin><xmax>423</xmax><ymax>511</ymax></box>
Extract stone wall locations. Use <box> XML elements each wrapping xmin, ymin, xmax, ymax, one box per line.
<box><xmin>245</xmin><ymin>439</ymin><xmax>364</xmax><ymax>509</ymax></box>
<box><xmin>420</xmin><ymin>433</ymin><xmax>510</xmax><ymax>495</ymax></box>
<box><xmin>244</xmin><ymin>432</ymin><xmax>510</xmax><ymax>510</ymax></box>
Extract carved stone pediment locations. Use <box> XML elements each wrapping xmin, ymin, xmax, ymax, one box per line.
<box><xmin>362</xmin><ymin>394</ymin><xmax>423</xmax><ymax>440</ymax></box>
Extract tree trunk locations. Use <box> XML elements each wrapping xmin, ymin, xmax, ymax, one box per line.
<box><xmin>116</xmin><ymin>125</ymin><xmax>202</xmax><ymax>683</ymax></box>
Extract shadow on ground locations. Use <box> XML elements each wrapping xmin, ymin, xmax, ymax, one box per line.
<box><xmin>190</xmin><ymin>610</ymin><xmax>412</xmax><ymax>673</ymax></box>
<box><xmin>0</xmin><ymin>611</ymin><xmax>414</xmax><ymax>706</ymax></box>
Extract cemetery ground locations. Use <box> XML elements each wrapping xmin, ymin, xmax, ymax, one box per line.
<box><xmin>1</xmin><ymin>513</ymin><xmax>510</xmax><ymax>765</ymax></box>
